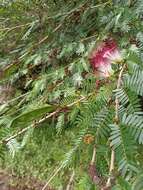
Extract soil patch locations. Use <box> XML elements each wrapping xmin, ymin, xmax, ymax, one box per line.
<box><xmin>0</xmin><ymin>170</ymin><xmax>55</xmax><ymax>190</ymax></box>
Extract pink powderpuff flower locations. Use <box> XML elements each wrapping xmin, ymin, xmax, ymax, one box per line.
<box><xmin>89</xmin><ymin>39</ymin><xmax>122</xmax><ymax>78</ymax></box>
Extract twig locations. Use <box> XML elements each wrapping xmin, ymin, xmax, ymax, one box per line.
<box><xmin>4</xmin><ymin>92</ymin><xmax>30</xmax><ymax>105</ymax></box>
<box><xmin>90</xmin><ymin>0</ymin><xmax>111</xmax><ymax>9</ymax></box>
<box><xmin>1</xmin><ymin>95</ymin><xmax>90</xmax><ymax>144</ymax></box>
<box><xmin>105</xmin><ymin>150</ymin><xmax>115</xmax><ymax>188</ymax></box>
<box><xmin>66</xmin><ymin>170</ymin><xmax>75</xmax><ymax>190</ymax></box>
<box><xmin>42</xmin><ymin>164</ymin><xmax>63</xmax><ymax>190</ymax></box>
<box><xmin>88</xmin><ymin>146</ymin><xmax>102</xmax><ymax>187</ymax></box>
<box><xmin>0</xmin><ymin>22</ymin><xmax>36</xmax><ymax>31</ymax></box>
<box><xmin>80</xmin><ymin>34</ymin><xmax>97</xmax><ymax>42</ymax></box>
<box><xmin>1</xmin><ymin>109</ymin><xmax>60</xmax><ymax>144</ymax></box>
<box><xmin>105</xmin><ymin>65</ymin><xmax>126</xmax><ymax>188</ymax></box>
<box><xmin>91</xmin><ymin>146</ymin><xmax>96</xmax><ymax>165</ymax></box>
<box><xmin>36</xmin><ymin>22</ymin><xmax>63</xmax><ymax>46</ymax></box>
<box><xmin>115</xmin><ymin>65</ymin><xmax>126</xmax><ymax>120</ymax></box>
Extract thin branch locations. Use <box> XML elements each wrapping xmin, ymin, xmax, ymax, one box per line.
<box><xmin>36</xmin><ymin>22</ymin><xmax>63</xmax><ymax>46</ymax></box>
<box><xmin>66</xmin><ymin>170</ymin><xmax>75</xmax><ymax>190</ymax></box>
<box><xmin>1</xmin><ymin>95</ymin><xmax>90</xmax><ymax>144</ymax></box>
<box><xmin>105</xmin><ymin>65</ymin><xmax>126</xmax><ymax>188</ymax></box>
<box><xmin>0</xmin><ymin>22</ymin><xmax>36</xmax><ymax>31</ymax></box>
<box><xmin>80</xmin><ymin>34</ymin><xmax>97</xmax><ymax>42</ymax></box>
<box><xmin>91</xmin><ymin>146</ymin><xmax>96</xmax><ymax>165</ymax></box>
<box><xmin>4</xmin><ymin>92</ymin><xmax>30</xmax><ymax>105</ymax></box>
<box><xmin>115</xmin><ymin>65</ymin><xmax>126</xmax><ymax>121</ymax></box>
<box><xmin>42</xmin><ymin>164</ymin><xmax>63</xmax><ymax>190</ymax></box>
<box><xmin>2</xmin><ymin>109</ymin><xmax>60</xmax><ymax>144</ymax></box>
<box><xmin>88</xmin><ymin>146</ymin><xmax>102</xmax><ymax>187</ymax></box>
<box><xmin>105</xmin><ymin>150</ymin><xmax>115</xmax><ymax>188</ymax></box>
<box><xmin>90</xmin><ymin>0</ymin><xmax>111</xmax><ymax>9</ymax></box>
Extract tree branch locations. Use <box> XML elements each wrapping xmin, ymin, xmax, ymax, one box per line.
<box><xmin>105</xmin><ymin>65</ymin><xmax>126</xmax><ymax>189</ymax></box>
<box><xmin>88</xmin><ymin>146</ymin><xmax>103</xmax><ymax>187</ymax></box>
<box><xmin>1</xmin><ymin>95</ymin><xmax>90</xmax><ymax>144</ymax></box>
<box><xmin>66</xmin><ymin>170</ymin><xmax>75</xmax><ymax>190</ymax></box>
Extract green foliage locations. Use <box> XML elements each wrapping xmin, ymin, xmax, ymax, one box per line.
<box><xmin>0</xmin><ymin>0</ymin><xmax>143</xmax><ymax>189</ymax></box>
<box><xmin>132</xmin><ymin>174</ymin><xmax>143</xmax><ymax>190</ymax></box>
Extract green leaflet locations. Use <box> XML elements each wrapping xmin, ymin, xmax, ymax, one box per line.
<box><xmin>10</xmin><ymin>105</ymin><xmax>55</xmax><ymax>128</ymax></box>
<box><xmin>132</xmin><ymin>174</ymin><xmax>143</xmax><ymax>190</ymax></box>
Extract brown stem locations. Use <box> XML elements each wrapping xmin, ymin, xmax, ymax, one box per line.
<box><xmin>105</xmin><ymin>65</ymin><xmax>126</xmax><ymax>189</ymax></box>
<box><xmin>105</xmin><ymin>150</ymin><xmax>115</xmax><ymax>188</ymax></box>
<box><xmin>66</xmin><ymin>170</ymin><xmax>75</xmax><ymax>190</ymax></box>
<box><xmin>88</xmin><ymin>146</ymin><xmax>103</xmax><ymax>187</ymax></box>
<box><xmin>91</xmin><ymin>146</ymin><xmax>96</xmax><ymax>165</ymax></box>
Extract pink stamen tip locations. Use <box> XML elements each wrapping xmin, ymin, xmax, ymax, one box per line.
<box><xmin>89</xmin><ymin>39</ymin><xmax>121</xmax><ymax>78</ymax></box>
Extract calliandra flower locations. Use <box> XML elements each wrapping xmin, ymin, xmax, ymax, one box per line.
<box><xmin>89</xmin><ymin>39</ymin><xmax>122</xmax><ymax>78</ymax></box>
